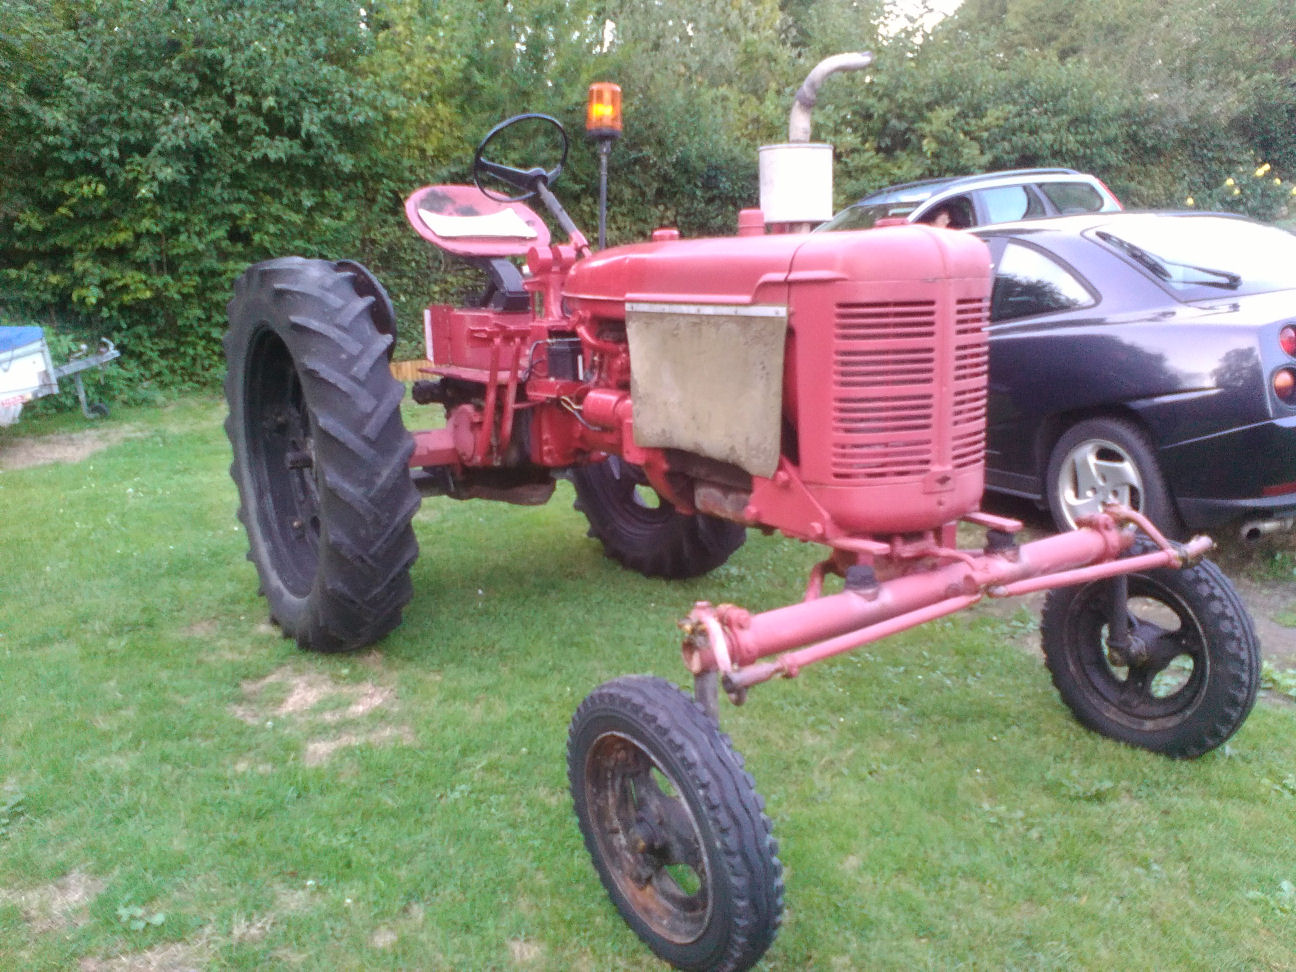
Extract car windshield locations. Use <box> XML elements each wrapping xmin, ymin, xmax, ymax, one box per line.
<box><xmin>1092</xmin><ymin>215</ymin><xmax>1296</xmax><ymax>296</ymax></box>
<box><xmin>817</xmin><ymin>200</ymin><xmax>921</xmax><ymax>231</ymax></box>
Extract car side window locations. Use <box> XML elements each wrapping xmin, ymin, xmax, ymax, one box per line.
<box><xmin>973</xmin><ymin>186</ymin><xmax>1045</xmax><ymax>224</ymax></box>
<box><xmin>1038</xmin><ymin>181</ymin><xmax>1106</xmax><ymax>214</ymax></box>
<box><xmin>919</xmin><ymin>195</ymin><xmax>974</xmax><ymax>228</ymax></box>
<box><xmin>991</xmin><ymin>241</ymin><xmax>1095</xmax><ymax>322</ymax></box>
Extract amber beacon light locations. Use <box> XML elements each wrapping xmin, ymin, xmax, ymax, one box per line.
<box><xmin>587</xmin><ymin>82</ymin><xmax>622</xmax><ymax>248</ymax></box>
<box><xmin>586</xmin><ymin>82</ymin><xmax>622</xmax><ymax>139</ymax></box>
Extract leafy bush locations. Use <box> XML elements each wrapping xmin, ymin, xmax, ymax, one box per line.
<box><xmin>1188</xmin><ymin>162</ymin><xmax>1296</xmax><ymax>222</ymax></box>
<box><xmin>3</xmin><ymin>0</ymin><xmax>1295</xmax><ymax>411</ymax></box>
<box><xmin>0</xmin><ymin>0</ymin><xmax>404</xmax><ymax>388</ymax></box>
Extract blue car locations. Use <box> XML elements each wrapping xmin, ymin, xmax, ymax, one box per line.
<box><xmin>971</xmin><ymin>211</ymin><xmax>1296</xmax><ymax>540</ymax></box>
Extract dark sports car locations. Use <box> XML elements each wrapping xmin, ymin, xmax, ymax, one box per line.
<box><xmin>971</xmin><ymin>211</ymin><xmax>1296</xmax><ymax>540</ymax></box>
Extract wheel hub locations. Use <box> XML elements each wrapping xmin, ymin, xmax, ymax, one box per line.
<box><xmin>1105</xmin><ymin>633</ymin><xmax>1146</xmax><ymax>668</ymax></box>
<box><xmin>1060</xmin><ymin>439</ymin><xmax>1143</xmax><ymax>526</ymax></box>
<box><xmin>584</xmin><ymin>732</ymin><xmax>711</xmax><ymax>943</ymax></box>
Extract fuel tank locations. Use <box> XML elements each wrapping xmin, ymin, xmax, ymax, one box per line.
<box><xmin>564</xmin><ymin>225</ymin><xmax>993</xmax><ymax>536</ymax></box>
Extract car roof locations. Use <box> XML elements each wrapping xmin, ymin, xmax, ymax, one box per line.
<box><xmin>969</xmin><ymin>209</ymin><xmax>1258</xmax><ymax>239</ymax></box>
<box><xmin>855</xmin><ymin>168</ymin><xmax>1085</xmax><ymax>205</ymax></box>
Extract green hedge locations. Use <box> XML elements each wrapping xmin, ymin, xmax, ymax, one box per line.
<box><xmin>1</xmin><ymin>0</ymin><xmax>1292</xmax><ymax>408</ymax></box>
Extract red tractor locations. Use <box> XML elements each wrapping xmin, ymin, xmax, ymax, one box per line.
<box><xmin>223</xmin><ymin>58</ymin><xmax>1259</xmax><ymax>971</ymax></box>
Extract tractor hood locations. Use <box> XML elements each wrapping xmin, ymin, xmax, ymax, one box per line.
<box><xmin>562</xmin><ymin>225</ymin><xmax>990</xmax><ymax>315</ymax></box>
<box><xmin>563</xmin><ymin>233</ymin><xmax>805</xmax><ymax>314</ymax></box>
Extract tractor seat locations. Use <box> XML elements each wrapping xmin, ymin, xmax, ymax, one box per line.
<box><xmin>404</xmin><ymin>184</ymin><xmax>551</xmax><ymax>258</ymax></box>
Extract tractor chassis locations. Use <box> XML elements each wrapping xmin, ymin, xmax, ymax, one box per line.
<box><xmin>223</xmin><ymin>96</ymin><xmax>1263</xmax><ymax>972</ymax></box>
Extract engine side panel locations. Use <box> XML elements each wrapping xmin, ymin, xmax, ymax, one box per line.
<box><xmin>563</xmin><ymin>225</ymin><xmax>993</xmax><ymax>538</ymax></box>
<box><xmin>626</xmin><ymin>302</ymin><xmax>788</xmax><ymax>478</ymax></box>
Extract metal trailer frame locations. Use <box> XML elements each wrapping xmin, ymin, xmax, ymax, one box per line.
<box><xmin>0</xmin><ymin>326</ymin><xmax>120</xmax><ymax>426</ymax></box>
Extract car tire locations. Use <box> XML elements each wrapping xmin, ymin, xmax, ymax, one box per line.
<box><xmin>1045</xmin><ymin>417</ymin><xmax>1184</xmax><ymax>537</ymax></box>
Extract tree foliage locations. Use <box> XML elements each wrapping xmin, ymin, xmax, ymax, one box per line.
<box><xmin>1</xmin><ymin>0</ymin><xmax>1292</xmax><ymax>398</ymax></box>
<box><xmin>0</xmin><ymin>0</ymin><xmax>397</xmax><ymax>386</ymax></box>
<box><xmin>815</xmin><ymin>40</ymin><xmax>1162</xmax><ymax>207</ymax></box>
<box><xmin>945</xmin><ymin>0</ymin><xmax>1296</xmax><ymax>207</ymax></box>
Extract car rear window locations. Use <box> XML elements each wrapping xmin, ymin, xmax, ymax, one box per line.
<box><xmin>991</xmin><ymin>241</ymin><xmax>1095</xmax><ymax>321</ymax></box>
<box><xmin>1039</xmin><ymin>182</ymin><xmax>1108</xmax><ymax>214</ymax></box>
<box><xmin>1092</xmin><ymin>215</ymin><xmax>1296</xmax><ymax>297</ymax></box>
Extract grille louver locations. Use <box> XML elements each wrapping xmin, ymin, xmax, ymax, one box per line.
<box><xmin>831</xmin><ymin>298</ymin><xmax>988</xmax><ymax>481</ymax></box>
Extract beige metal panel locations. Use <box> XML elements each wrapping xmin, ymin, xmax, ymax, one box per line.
<box><xmin>626</xmin><ymin>302</ymin><xmax>788</xmax><ymax>478</ymax></box>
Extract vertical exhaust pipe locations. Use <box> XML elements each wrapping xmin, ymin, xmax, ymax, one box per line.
<box><xmin>760</xmin><ymin>52</ymin><xmax>873</xmax><ymax>232</ymax></box>
<box><xmin>787</xmin><ymin>52</ymin><xmax>875</xmax><ymax>143</ymax></box>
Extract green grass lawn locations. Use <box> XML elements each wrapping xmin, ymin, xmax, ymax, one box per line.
<box><xmin>3</xmin><ymin>397</ymin><xmax>1296</xmax><ymax>970</ymax></box>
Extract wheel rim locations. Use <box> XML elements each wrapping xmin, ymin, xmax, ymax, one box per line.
<box><xmin>1056</xmin><ymin>437</ymin><xmax>1144</xmax><ymax>529</ymax></box>
<box><xmin>1063</xmin><ymin>577</ymin><xmax>1209</xmax><ymax>726</ymax></box>
<box><xmin>583</xmin><ymin>730</ymin><xmax>712</xmax><ymax>944</ymax></box>
<box><xmin>244</xmin><ymin>326</ymin><xmax>322</xmax><ymax>596</ymax></box>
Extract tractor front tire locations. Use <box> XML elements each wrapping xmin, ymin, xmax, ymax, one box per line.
<box><xmin>1040</xmin><ymin>542</ymin><xmax>1259</xmax><ymax>758</ymax></box>
<box><xmin>569</xmin><ymin>676</ymin><xmax>784</xmax><ymax>971</ymax></box>
<box><xmin>572</xmin><ymin>457</ymin><xmax>745</xmax><ymax>579</ymax></box>
<box><xmin>224</xmin><ymin>257</ymin><xmax>420</xmax><ymax>653</ymax></box>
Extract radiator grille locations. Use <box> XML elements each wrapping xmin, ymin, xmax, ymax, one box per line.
<box><xmin>951</xmin><ymin>297</ymin><xmax>989</xmax><ymax>468</ymax></box>
<box><xmin>830</xmin><ymin>298</ymin><xmax>988</xmax><ymax>481</ymax></box>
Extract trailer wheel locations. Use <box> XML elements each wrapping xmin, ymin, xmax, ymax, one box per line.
<box><xmin>572</xmin><ymin>457</ymin><xmax>745</xmax><ymax>578</ymax></box>
<box><xmin>224</xmin><ymin>257</ymin><xmax>420</xmax><ymax>653</ymax></box>
<box><xmin>1040</xmin><ymin>543</ymin><xmax>1259</xmax><ymax>758</ymax></box>
<box><xmin>569</xmin><ymin>676</ymin><xmax>783</xmax><ymax>972</ymax></box>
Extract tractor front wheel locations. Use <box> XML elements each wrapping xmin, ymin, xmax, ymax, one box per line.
<box><xmin>568</xmin><ymin>676</ymin><xmax>783</xmax><ymax>972</ymax></box>
<box><xmin>572</xmin><ymin>457</ymin><xmax>745</xmax><ymax>578</ymax></box>
<box><xmin>224</xmin><ymin>257</ymin><xmax>420</xmax><ymax>653</ymax></box>
<box><xmin>1040</xmin><ymin>543</ymin><xmax>1259</xmax><ymax>758</ymax></box>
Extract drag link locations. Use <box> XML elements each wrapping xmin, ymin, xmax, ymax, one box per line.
<box><xmin>722</xmin><ymin>592</ymin><xmax>981</xmax><ymax>696</ymax></box>
<box><xmin>987</xmin><ymin>534</ymin><xmax>1212</xmax><ymax>598</ymax></box>
<box><xmin>683</xmin><ymin>511</ymin><xmax>1217</xmax><ymax>703</ymax></box>
<box><xmin>1099</xmin><ymin>503</ymin><xmax>1209</xmax><ymax>567</ymax></box>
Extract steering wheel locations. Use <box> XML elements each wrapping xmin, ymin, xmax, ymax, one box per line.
<box><xmin>473</xmin><ymin>113</ymin><xmax>569</xmax><ymax>202</ymax></box>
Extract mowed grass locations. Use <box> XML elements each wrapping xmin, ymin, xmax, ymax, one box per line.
<box><xmin>2</xmin><ymin>396</ymin><xmax>1296</xmax><ymax>970</ymax></box>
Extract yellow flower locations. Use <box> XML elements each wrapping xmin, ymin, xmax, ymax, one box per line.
<box><xmin>1275</xmin><ymin>178</ymin><xmax>1283</xmax><ymax>186</ymax></box>
<box><xmin>1185</xmin><ymin>196</ymin><xmax>1195</xmax><ymax>206</ymax></box>
<box><xmin>1256</xmin><ymin>163</ymin><xmax>1272</xmax><ymax>177</ymax></box>
<box><xmin>1225</xmin><ymin>177</ymin><xmax>1236</xmax><ymax>186</ymax></box>
<box><xmin>1233</xmin><ymin>187</ymin><xmax>1242</xmax><ymax>196</ymax></box>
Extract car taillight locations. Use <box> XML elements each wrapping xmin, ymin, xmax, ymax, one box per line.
<box><xmin>1280</xmin><ymin>324</ymin><xmax>1296</xmax><ymax>357</ymax></box>
<box><xmin>1276</xmin><ymin>368</ymin><xmax>1296</xmax><ymax>405</ymax></box>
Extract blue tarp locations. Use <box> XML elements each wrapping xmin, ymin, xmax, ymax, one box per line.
<box><xmin>0</xmin><ymin>325</ymin><xmax>45</xmax><ymax>354</ymax></box>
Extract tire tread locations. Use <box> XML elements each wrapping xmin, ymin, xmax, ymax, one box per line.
<box><xmin>224</xmin><ymin>257</ymin><xmax>420</xmax><ymax>653</ymax></box>
<box><xmin>1040</xmin><ymin>540</ymin><xmax>1259</xmax><ymax>758</ymax></box>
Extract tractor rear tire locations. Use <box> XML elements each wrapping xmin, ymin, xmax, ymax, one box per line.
<box><xmin>572</xmin><ymin>457</ymin><xmax>745</xmax><ymax>579</ymax></box>
<box><xmin>569</xmin><ymin>676</ymin><xmax>784</xmax><ymax>971</ymax></box>
<box><xmin>224</xmin><ymin>257</ymin><xmax>420</xmax><ymax>653</ymax></box>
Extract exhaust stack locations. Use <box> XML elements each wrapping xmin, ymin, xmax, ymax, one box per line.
<box><xmin>759</xmin><ymin>52</ymin><xmax>873</xmax><ymax>230</ymax></box>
